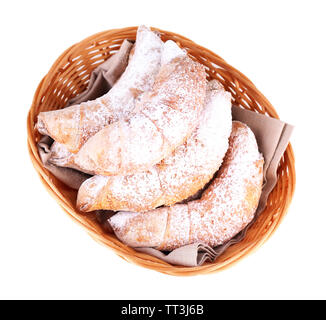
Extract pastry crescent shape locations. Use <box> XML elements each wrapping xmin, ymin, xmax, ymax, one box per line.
<box><xmin>36</xmin><ymin>25</ymin><xmax>163</xmax><ymax>153</ymax></box>
<box><xmin>109</xmin><ymin>121</ymin><xmax>264</xmax><ymax>250</ymax></box>
<box><xmin>76</xmin><ymin>80</ymin><xmax>232</xmax><ymax>212</ymax></box>
<box><xmin>72</xmin><ymin>50</ymin><xmax>207</xmax><ymax>176</ymax></box>
<box><xmin>47</xmin><ymin>39</ymin><xmax>188</xmax><ymax>171</ymax></box>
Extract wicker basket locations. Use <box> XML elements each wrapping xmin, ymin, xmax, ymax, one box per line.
<box><xmin>27</xmin><ymin>26</ymin><xmax>296</xmax><ymax>276</ymax></box>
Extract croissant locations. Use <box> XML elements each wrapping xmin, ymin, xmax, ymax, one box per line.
<box><xmin>47</xmin><ymin>39</ymin><xmax>188</xmax><ymax>172</ymax></box>
<box><xmin>36</xmin><ymin>25</ymin><xmax>163</xmax><ymax>153</ymax></box>
<box><xmin>109</xmin><ymin>121</ymin><xmax>264</xmax><ymax>250</ymax></box>
<box><xmin>72</xmin><ymin>51</ymin><xmax>207</xmax><ymax>176</ymax></box>
<box><xmin>76</xmin><ymin>80</ymin><xmax>232</xmax><ymax>212</ymax></box>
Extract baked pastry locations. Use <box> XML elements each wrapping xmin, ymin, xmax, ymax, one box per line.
<box><xmin>36</xmin><ymin>25</ymin><xmax>163</xmax><ymax>153</ymax></box>
<box><xmin>47</xmin><ymin>39</ymin><xmax>189</xmax><ymax>172</ymax></box>
<box><xmin>109</xmin><ymin>121</ymin><xmax>264</xmax><ymax>250</ymax></box>
<box><xmin>72</xmin><ymin>45</ymin><xmax>207</xmax><ymax>176</ymax></box>
<box><xmin>76</xmin><ymin>80</ymin><xmax>232</xmax><ymax>212</ymax></box>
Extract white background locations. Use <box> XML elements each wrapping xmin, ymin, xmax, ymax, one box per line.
<box><xmin>0</xmin><ymin>0</ymin><xmax>325</xmax><ymax>300</ymax></box>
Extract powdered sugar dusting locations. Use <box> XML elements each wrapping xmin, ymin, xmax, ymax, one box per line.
<box><xmin>76</xmin><ymin>175</ymin><xmax>109</xmax><ymax>210</ymax></box>
<box><xmin>159</xmin><ymin>80</ymin><xmax>232</xmax><ymax>205</ymax></box>
<box><xmin>158</xmin><ymin>205</ymin><xmax>190</xmax><ymax>251</ymax></box>
<box><xmin>74</xmin><ymin>49</ymin><xmax>207</xmax><ymax>175</ymax></box>
<box><xmin>160</xmin><ymin>40</ymin><xmax>186</xmax><ymax>65</ymax></box>
<box><xmin>187</xmin><ymin>121</ymin><xmax>264</xmax><ymax>247</ymax></box>
<box><xmin>110</xmin><ymin>208</ymin><xmax>168</xmax><ymax>248</ymax></box>
<box><xmin>77</xmin><ymin>80</ymin><xmax>231</xmax><ymax>212</ymax></box>
<box><xmin>37</xmin><ymin>25</ymin><xmax>163</xmax><ymax>152</ymax></box>
<box><xmin>109</xmin><ymin>210</ymin><xmax>140</xmax><ymax>230</ymax></box>
<box><xmin>109</xmin><ymin>122</ymin><xmax>264</xmax><ymax>250</ymax></box>
<box><xmin>107</xmin><ymin>168</ymin><xmax>163</xmax><ymax>211</ymax></box>
<box><xmin>37</xmin><ymin>105</ymin><xmax>81</xmax><ymax>152</ymax></box>
<box><xmin>100</xmin><ymin>25</ymin><xmax>163</xmax><ymax>121</ymax></box>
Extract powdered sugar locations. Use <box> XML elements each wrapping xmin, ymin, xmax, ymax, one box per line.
<box><xmin>110</xmin><ymin>208</ymin><xmax>168</xmax><ymax>248</ymax></box>
<box><xmin>159</xmin><ymin>80</ymin><xmax>232</xmax><ymax>205</ymax></box>
<box><xmin>100</xmin><ymin>25</ymin><xmax>164</xmax><ymax>121</ymax></box>
<box><xmin>77</xmin><ymin>25</ymin><xmax>164</xmax><ymax>137</ymax></box>
<box><xmin>36</xmin><ymin>25</ymin><xmax>163</xmax><ymax>153</ymax></box>
<box><xmin>109</xmin><ymin>210</ymin><xmax>140</xmax><ymax>230</ymax></box>
<box><xmin>160</xmin><ymin>40</ymin><xmax>186</xmax><ymax>65</ymax></box>
<box><xmin>74</xmin><ymin>50</ymin><xmax>207</xmax><ymax>175</ymax></box>
<box><xmin>77</xmin><ymin>175</ymin><xmax>108</xmax><ymax>210</ymax></box>
<box><xmin>77</xmin><ymin>80</ymin><xmax>232</xmax><ymax>212</ymax></box>
<box><xmin>187</xmin><ymin>122</ymin><xmax>264</xmax><ymax>247</ymax></box>
<box><xmin>109</xmin><ymin>122</ymin><xmax>264</xmax><ymax>250</ymax></box>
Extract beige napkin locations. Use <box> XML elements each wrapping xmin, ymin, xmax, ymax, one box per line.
<box><xmin>37</xmin><ymin>44</ymin><xmax>293</xmax><ymax>267</ymax></box>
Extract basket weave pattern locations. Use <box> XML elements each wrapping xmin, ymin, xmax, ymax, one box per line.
<box><xmin>27</xmin><ymin>27</ymin><xmax>295</xmax><ymax>276</ymax></box>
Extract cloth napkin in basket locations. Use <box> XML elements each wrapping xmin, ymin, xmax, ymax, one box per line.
<box><xmin>38</xmin><ymin>41</ymin><xmax>294</xmax><ymax>267</ymax></box>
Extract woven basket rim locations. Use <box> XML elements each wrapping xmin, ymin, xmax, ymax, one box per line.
<box><xmin>27</xmin><ymin>26</ymin><xmax>296</xmax><ymax>276</ymax></box>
